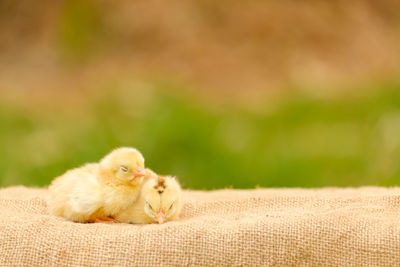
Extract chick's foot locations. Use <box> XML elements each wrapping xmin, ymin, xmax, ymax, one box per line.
<box><xmin>88</xmin><ymin>216</ymin><xmax>119</xmax><ymax>223</ymax></box>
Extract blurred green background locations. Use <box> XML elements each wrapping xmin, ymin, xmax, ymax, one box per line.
<box><xmin>1</xmin><ymin>0</ymin><xmax>400</xmax><ymax>189</ymax></box>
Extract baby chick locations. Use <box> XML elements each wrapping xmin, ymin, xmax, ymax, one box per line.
<box><xmin>115</xmin><ymin>175</ymin><xmax>182</xmax><ymax>224</ymax></box>
<box><xmin>47</xmin><ymin>147</ymin><xmax>146</xmax><ymax>223</ymax></box>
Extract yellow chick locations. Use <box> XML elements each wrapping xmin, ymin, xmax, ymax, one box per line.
<box><xmin>115</xmin><ymin>175</ymin><xmax>182</xmax><ymax>224</ymax></box>
<box><xmin>47</xmin><ymin>147</ymin><xmax>146</xmax><ymax>223</ymax></box>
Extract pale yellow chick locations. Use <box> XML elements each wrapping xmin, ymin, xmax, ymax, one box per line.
<box><xmin>47</xmin><ymin>147</ymin><xmax>146</xmax><ymax>223</ymax></box>
<box><xmin>115</xmin><ymin>175</ymin><xmax>182</xmax><ymax>224</ymax></box>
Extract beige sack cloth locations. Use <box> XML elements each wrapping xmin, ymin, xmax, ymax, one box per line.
<box><xmin>1</xmin><ymin>186</ymin><xmax>400</xmax><ymax>266</ymax></box>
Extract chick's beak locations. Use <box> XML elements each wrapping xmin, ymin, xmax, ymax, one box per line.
<box><xmin>134</xmin><ymin>167</ymin><xmax>146</xmax><ymax>178</ymax></box>
<box><xmin>155</xmin><ymin>209</ymin><xmax>166</xmax><ymax>224</ymax></box>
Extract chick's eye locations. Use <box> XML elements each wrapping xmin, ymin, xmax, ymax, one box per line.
<box><xmin>168</xmin><ymin>202</ymin><xmax>175</xmax><ymax>211</ymax></box>
<box><xmin>146</xmin><ymin>201</ymin><xmax>153</xmax><ymax>210</ymax></box>
<box><xmin>120</xmin><ymin>166</ymin><xmax>128</xmax><ymax>172</ymax></box>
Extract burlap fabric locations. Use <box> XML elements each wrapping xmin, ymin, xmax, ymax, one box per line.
<box><xmin>1</xmin><ymin>186</ymin><xmax>400</xmax><ymax>266</ymax></box>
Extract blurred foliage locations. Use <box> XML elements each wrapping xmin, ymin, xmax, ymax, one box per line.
<box><xmin>2</xmin><ymin>0</ymin><xmax>400</xmax><ymax>90</ymax></box>
<box><xmin>1</xmin><ymin>0</ymin><xmax>400</xmax><ymax>190</ymax></box>
<box><xmin>1</xmin><ymin>81</ymin><xmax>400</xmax><ymax>189</ymax></box>
<box><xmin>57</xmin><ymin>0</ymin><xmax>104</xmax><ymax>59</ymax></box>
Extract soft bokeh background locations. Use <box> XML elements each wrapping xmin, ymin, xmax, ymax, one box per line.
<box><xmin>1</xmin><ymin>0</ymin><xmax>400</xmax><ymax>189</ymax></box>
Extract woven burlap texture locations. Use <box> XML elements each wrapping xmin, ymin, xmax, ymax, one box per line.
<box><xmin>1</xmin><ymin>186</ymin><xmax>400</xmax><ymax>266</ymax></box>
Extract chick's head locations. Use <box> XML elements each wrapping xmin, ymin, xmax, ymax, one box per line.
<box><xmin>143</xmin><ymin>176</ymin><xmax>182</xmax><ymax>224</ymax></box>
<box><xmin>144</xmin><ymin>168</ymin><xmax>158</xmax><ymax>179</ymax></box>
<box><xmin>100</xmin><ymin>147</ymin><xmax>145</xmax><ymax>185</ymax></box>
